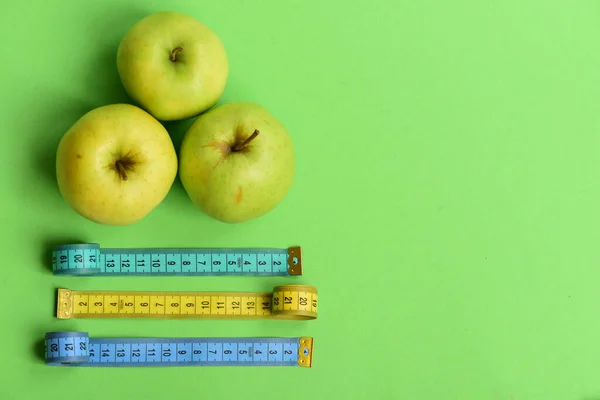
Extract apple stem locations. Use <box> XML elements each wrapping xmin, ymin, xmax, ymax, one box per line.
<box><xmin>170</xmin><ymin>47</ymin><xmax>183</xmax><ymax>62</ymax></box>
<box><xmin>232</xmin><ymin>130</ymin><xmax>260</xmax><ymax>152</ymax></box>
<box><xmin>115</xmin><ymin>160</ymin><xmax>128</xmax><ymax>181</ymax></box>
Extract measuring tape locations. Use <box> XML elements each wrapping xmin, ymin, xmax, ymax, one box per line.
<box><xmin>52</xmin><ymin>244</ymin><xmax>302</xmax><ymax>276</ymax></box>
<box><xmin>57</xmin><ymin>284</ymin><xmax>318</xmax><ymax>320</ymax></box>
<box><xmin>45</xmin><ymin>332</ymin><xmax>313</xmax><ymax>367</ymax></box>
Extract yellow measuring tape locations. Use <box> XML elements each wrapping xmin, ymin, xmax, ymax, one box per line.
<box><xmin>57</xmin><ymin>284</ymin><xmax>318</xmax><ymax>320</ymax></box>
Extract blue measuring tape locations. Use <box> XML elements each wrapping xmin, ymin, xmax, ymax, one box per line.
<box><xmin>45</xmin><ymin>332</ymin><xmax>313</xmax><ymax>367</ymax></box>
<box><xmin>52</xmin><ymin>244</ymin><xmax>302</xmax><ymax>276</ymax></box>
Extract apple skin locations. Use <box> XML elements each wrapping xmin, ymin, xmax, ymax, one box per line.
<box><xmin>179</xmin><ymin>102</ymin><xmax>295</xmax><ymax>223</ymax></box>
<box><xmin>116</xmin><ymin>11</ymin><xmax>228</xmax><ymax>121</ymax></box>
<box><xmin>56</xmin><ymin>104</ymin><xmax>178</xmax><ymax>225</ymax></box>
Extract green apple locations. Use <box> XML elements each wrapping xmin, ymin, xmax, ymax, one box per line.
<box><xmin>116</xmin><ymin>11</ymin><xmax>229</xmax><ymax>121</ymax></box>
<box><xmin>56</xmin><ymin>104</ymin><xmax>178</xmax><ymax>225</ymax></box>
<box><xmin>179</xmin><ymin>102</ymin><xmax>295</xmax><ymax>223</ymax></box>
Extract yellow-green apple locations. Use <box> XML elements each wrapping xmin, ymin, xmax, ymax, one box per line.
<box><xmin>56</xmin><ymin>104</ymin><xmax>178</xmax><ymax>225</ymax></box>
<box><xmin>179</xmin><ymin>102</ymin><xmax>295</xmax><ymax>223</ymax></box>
<box><xmin>116</xmin><ymin>11</ymin><xmax>229</xmax><ymax>121</ymax></box>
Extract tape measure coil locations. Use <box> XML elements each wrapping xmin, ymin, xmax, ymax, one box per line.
<box><xmin>45</xmin><ymin>332</ymin><xmax>313</xmax><ymax>367</ymax></box>
<box><xmin>52</xmin><ymin>243</ymin><xmax>302</xmax><ymax>276</ymax></box>
<box><xmin>57</xmin><ymin>284</ymin><xmax>318</xmax><ymax>320</ymax></box>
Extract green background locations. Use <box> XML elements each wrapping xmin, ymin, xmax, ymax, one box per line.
<box><xmin>1</xmin><ymin>0</ymin><xmax>600</xmax><ymax>398</ymax></box>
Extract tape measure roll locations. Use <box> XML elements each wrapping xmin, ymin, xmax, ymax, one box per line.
<box><xmin>45</xmin><ymin>332</ymin><xmax>313</xmax><ymax>367</ymax></box>
<box><xmin>57</xmin><ymin>284</ymin><xmax>318</xmax><ymax>320</ymax></box>
<box><xmin>52</xmin><ymin>244</ymin><xmax>302</xmax><ymax>276</ymax></box>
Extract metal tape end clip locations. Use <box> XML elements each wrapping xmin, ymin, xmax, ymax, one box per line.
<box><xmin>287</xmin><ymin>246</ymin><xmax>302</xmax><ymax>275</ymax></box>
<box><xmin>56</xmin><ymin>289</ymin><xmax>73</xmax><ymax>319</ymax></box>
<box><xmin>298</xmin><ymin>337</ymin><xmax>313</xmax><ymax>367</ymax></box>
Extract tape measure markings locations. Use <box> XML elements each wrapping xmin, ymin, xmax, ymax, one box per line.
<box><xmin>52</xmin><ymin>244</ymin><xmax>302</xmax><ymax>276</ymax></box>
<box><xmin>45</xmin><ymin>332</ymin><xmax>313</xmax><ymax>367</ymax></box>
<box><xmin>57</xmin><ymin>284</ymin><xmax>318</xmax><ymax>320</ymax></box>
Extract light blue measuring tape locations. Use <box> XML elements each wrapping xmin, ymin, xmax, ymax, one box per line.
<box><xmin>45</xmin><ymin>332</ymin><xmax>313</xmax><ymax>367</ymax></box>
<box><xmin>52</xmin><ymin>244</ymin><xmax>302</xmax><ymax>276</ymax></box>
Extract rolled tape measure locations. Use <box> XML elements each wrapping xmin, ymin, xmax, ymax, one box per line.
<box><xmin>57</xmin><ymin>284</ymin><xmax>318</xmax><ymax>320</ymax></box>
<box><xmin>52</xmin><ymin>244</ymin><xmax>302</xmax><ymax>277</ymax></box>
<box><xmin>45</xmin><ymin>332</ymin><xmax>313</xmax><ymax>367</ymax></box>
